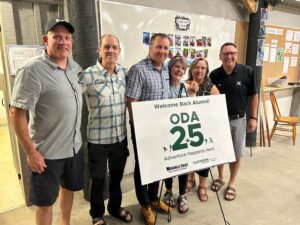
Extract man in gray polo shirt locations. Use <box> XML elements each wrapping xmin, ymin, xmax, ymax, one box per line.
<box><xmin>9</xmin><ymin>19</ymin><xmax>83</xmax><ymax>225</ymax></box>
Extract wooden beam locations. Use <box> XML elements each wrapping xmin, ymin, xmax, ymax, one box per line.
<box><xmin>242</xmin><ymin>0</ymin><xmax>258</xmax><ymax>14</ymax></box>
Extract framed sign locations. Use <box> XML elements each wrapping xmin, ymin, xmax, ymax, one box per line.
<box><xmin>6</xmin><ymin>45</ymin><xmax>44</xmax><ymax>75</ymax></box>
<box><xmin>132</xmin><ymin>95</ymin><xmax>236</xmax><ymax>185</ymax></box>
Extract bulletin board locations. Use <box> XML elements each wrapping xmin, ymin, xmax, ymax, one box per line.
<box><xmin>262</xmin><ymin>25</ymin><xmax>300</xmax><ymax>85</ymax></box>
<box><xmin>98</xmin><ymin>0</ymin><xmax>236</xmax><ymax>72</ymax></box>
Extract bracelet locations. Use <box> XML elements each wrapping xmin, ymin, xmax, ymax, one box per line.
<box><xmin>250</xmin><ymin>116</ymin><xmax>257</xmax><ymax>120</ymax></box>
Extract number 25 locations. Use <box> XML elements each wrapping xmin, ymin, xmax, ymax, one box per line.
<box><xmin>170</xmin><ymin>123</ymin><xmax>204</xmax><ymax>151</ymax></box>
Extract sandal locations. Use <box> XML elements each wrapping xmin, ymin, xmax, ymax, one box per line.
<box><xmin>185</xmin><ymin>179</ymin><xmax>196</xmax><ymax>193</ymax></box>
<box><xmin>92</xmin><ymin>218</ymin><xmax>106</xmax><ymax>225</ymax></box>
<box><xmin>177</xmin><ymin>195</ymin><xmax>188</xmax><ymax>214</ymax></box>
<box><xmin>198</xmin><ymin>186</ymin><xmax>208</xmax><ymax>202</ymax></box>
<box><xmin>210</xmin><ymin>179</ymin><xmax>225</xmax><ymax>192</ymax></box>
<box><xmin>163</xmin><ymin>191</ymin><xmax>176</xmax><ymax>208</ymax></box>
<box><xmin>109</xmin><ymin>207</ymin><xmax>132</xmax><ymax>223</ymax></box>
<box><xmin>224</xmin><ymin>186</ymin><xmax>236</xmax><ymax>201</ymax></box>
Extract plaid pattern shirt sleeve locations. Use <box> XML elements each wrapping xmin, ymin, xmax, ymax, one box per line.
<box><xmin>126</xmin><ymin>64</ymin><xmax>143</xmax><ymax>100</ymax></box>
<box><xmin>80</xmin><ymin>61</ymin><xmax>127</xmax><ymax>144</ymax></box>
<box><xmin>126</xmin><ymin>57</ymin><xmax>170</xmax><ymax>101</ymax></box>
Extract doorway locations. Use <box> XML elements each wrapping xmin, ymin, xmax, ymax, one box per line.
<box><xmin>0</xmin><ymin>90</ymin><xmax>24</xmax><ymax>213</ymax></box>
<box><xmin>0</xmin><ymin>26</ymin><xmax>24</xmax><ymax>213</ymax></box>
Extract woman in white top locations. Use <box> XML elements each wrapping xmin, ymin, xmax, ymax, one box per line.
<box><xmin>163</xmin><ymin>56</ymin><xmax>198</xmax><ymax>213</ymax></box>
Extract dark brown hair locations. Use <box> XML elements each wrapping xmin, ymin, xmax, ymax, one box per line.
<box><xmin>150</xmin><ymin>33</ymin><xmax>171</xmax><ymax>45</ymax></box>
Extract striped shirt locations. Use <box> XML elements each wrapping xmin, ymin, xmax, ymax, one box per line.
<box><xmin>126</xmin><ymin>57</ymin><xmax>170</xmax><ymax>101</ymax></box>
<box><xmin>79</xmin><ymin>60</ymin><xmax>127</xmax><ymax>144</ymax></box>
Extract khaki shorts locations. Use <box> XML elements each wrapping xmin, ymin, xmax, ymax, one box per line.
<box><xmin>229</xmin><ymin>117</ymin><xmax>247</xmax><ymax>159</ymax></box>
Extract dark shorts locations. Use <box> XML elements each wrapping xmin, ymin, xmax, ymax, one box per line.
<box><xmin>88</xmin><ymin>138</ymin><xmax>129</xmax><ymax>179</ymax></box>
<box><xmin>29</xmin><ymin>149</ymin><xmax>84</xmax><ymax>207</ymax></box>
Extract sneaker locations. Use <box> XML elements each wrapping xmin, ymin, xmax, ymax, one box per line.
<box><xmin>150</xmin><ymin>200</ymin><xmax>172</xmax><ymax>214</ymax></box>
<box><xmin>141</xmin><ymin>206</ymin><xmax>155</xmax><ymax>225</ymax></box>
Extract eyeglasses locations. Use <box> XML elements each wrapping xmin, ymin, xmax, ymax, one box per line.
<box><xmin>221</xmin><ymin>52</ymin><xmax>238</xmax><ymax>56</ymax></box>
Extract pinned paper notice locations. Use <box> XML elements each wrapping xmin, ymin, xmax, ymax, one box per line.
<box><xmin>293</xmin><ymin>31</ymin><xmax>300</xmax><ymax>42</ymax></box>
<box><xmin>264</xmin><ymin>46</ymin><xmax>270</xmax><ymax>61</ymax></box>
<box><xmin>290</xmin><ymin>57</ymin><xmax>298</xmax><ymax>67</ymax></box>
<box><xmin>292</xmin><ymin>44</ymin><xmax>299</xmax><ymax>55</ymax></box>
<box><xmin>283</xmin><ymin>57</ymin><xmax>289</xmax><ymax>74</ymax></box>
<box><xmin>285</xmin><ymin>42</ymin><xmax>292</xmax><ymax>53</ymax></box>
<box><xmin>271</xmin><ymin>39</ymin><xmax>278</xmax><ymax>44</ymax></box>
<box><xmin>269</xmin><ymin>48</ymin><xmax>277</xmax><ymax>62</ymax></box>
<box><xmin>286</xmin><ymin>30</ymin><xmax>294</xmax><ymax>41</ymax></box>
<box><xmin>277</xmin><ymin>29</ymin><xmax>284</xmax><ymax>35</ymax></box>
<box><xmin>266</xmin><ymin>27</ymin><xmax>278</xmax><ymax>35</ymax></box>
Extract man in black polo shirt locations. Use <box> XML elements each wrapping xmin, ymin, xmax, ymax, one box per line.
<box><xmin>209</xmin><ymin>42</ymin><xmax>258</xmax><ymax>201</ymax></box>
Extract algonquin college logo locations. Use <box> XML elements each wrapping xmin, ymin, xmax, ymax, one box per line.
<box><xmin>166</xmin><ymin>163</ymin><xmax>188</xmax><ymax>173</ymax></box>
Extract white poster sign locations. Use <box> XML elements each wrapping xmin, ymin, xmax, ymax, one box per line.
<box><xmin>132</xmin><ymin>95</ymin><xmax>235</xmax><ymax>185</ymax></box>
<box><xmin>7</xmin><ymin>45</ymin><xmax>44</xmax><ymax>75</ymax></box>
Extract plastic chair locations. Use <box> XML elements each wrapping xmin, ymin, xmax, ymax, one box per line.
<box><xmin>269</xmin><ymin>92</ymin><xmax>299</xmax><ymax>145</ymax></box>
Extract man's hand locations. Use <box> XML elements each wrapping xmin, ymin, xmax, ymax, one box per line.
<box><xmin>27</xmin><ymin>150</ymin><xmax>47</xmax><ymax>174</ymax></box>
<box><xmin>247</xmin><ymin>118</ymin><xmax>257</xmax><ymax>133</ymax></box>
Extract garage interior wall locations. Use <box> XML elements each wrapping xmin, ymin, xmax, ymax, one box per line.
<box><xmin>0</xmin><ymin>0</ymin><xmax>299</xmax><ymax>205</ymax></box>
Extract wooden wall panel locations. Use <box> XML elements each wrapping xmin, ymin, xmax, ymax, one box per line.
<box><xmin>235</xmin><ymin>21</ymin><xmax>249</xmax><ymax>64</ymax></box>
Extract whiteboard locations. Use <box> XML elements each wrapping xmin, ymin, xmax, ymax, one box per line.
<box><xmin>99</xmin><ymin>1</ymin><xmax>236</xmax><ymax>72</ymax></box>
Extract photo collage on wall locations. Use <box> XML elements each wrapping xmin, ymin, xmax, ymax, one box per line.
<box><xmin>143</xmin><ymin>32</ymin><xmax>212</xmax><ymax>65</ymax></box>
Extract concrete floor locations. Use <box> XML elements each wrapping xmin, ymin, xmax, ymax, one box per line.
<box><xmin>0</xmin><ymin>90</ymin><xmax>24</xmax><ymax>213</ymax></box>
<box><xmin>0</xmin><ymin>127</ymin><xmax>299</xmax><ymax>225</ymax></box>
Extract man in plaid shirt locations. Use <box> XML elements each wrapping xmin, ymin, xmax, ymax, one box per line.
<box><xmin>80</xmin><ymin>34</ymin><xmax>132</xmax><ymax>225</ymax></box>
<box><xmin>126</xmin><ymin>33</ymin><xmax>172</xmax><ymax>225</ymax></box>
